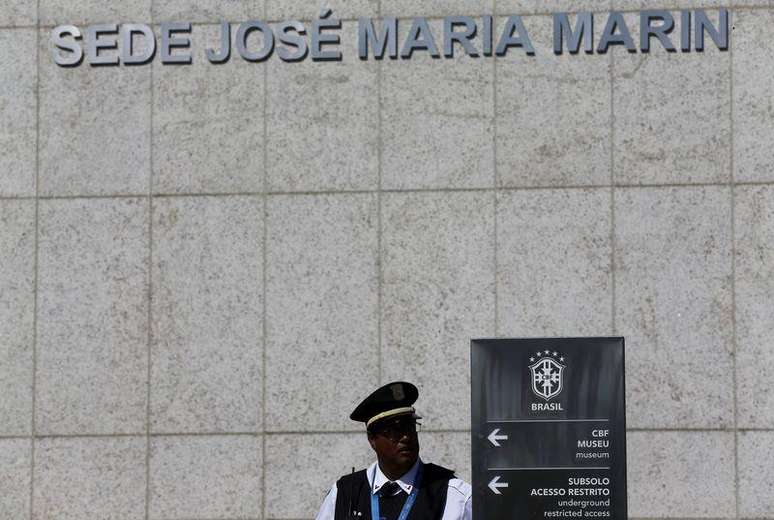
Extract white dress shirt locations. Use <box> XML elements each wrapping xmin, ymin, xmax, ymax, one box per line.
<box><xmin>315</xmin><ymin>459</ymin><xmax>473</xmax><ymax>520</ymax></box>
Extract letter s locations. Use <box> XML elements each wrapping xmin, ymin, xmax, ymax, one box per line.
<box><xmin>277</xmin><ymin>20</ymin><xmax>308</xmax><ymax>62</ymax></box>
<box><xmin>51</xmin><ymin>25</ymin><xmax>84</xmax><ymax>67</ymax></box>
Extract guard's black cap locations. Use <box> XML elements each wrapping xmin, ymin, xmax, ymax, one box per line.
<box><xmin>350</xmin><ymin>381</ymin><xmax>420</xmax><ymax>429</ymax></box>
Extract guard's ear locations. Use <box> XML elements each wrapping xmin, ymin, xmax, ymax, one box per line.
<box><xmin>367</xmin><ymin>431</ymin><xmax>377</xmax><ymax>451</ymax></box>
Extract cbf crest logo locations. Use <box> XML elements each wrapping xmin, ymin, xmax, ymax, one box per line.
<box><xmin>528</xmin><ymin>350</ymin><xmax>566</xmax><ymax>401</ymax></box>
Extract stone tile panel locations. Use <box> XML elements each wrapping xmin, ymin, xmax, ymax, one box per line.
<box><xmin>36</xmin><ymin>198</ymin><xmax>148</xmax><ymax>435</ymax></box>
<box><xmin>153</xmin><ymin>24</ymin><xmax>265</xmax><ymax>194</ymax></box>
<box><xmin>497</xmin><ymin>16</ymin><xmax>611</xmax><ymax>188</ymax></box>
<box><xmin>382</xmin><ymin>20</ymin><xmax>494</xmax><ymax>190</ymax></box>
<box><xmin>497</xmin><ymin>188</ymin><xmax>613</xmax><ymax>336</ymax></box>
<box><xmin>0</xmin><ymin>1</ymin><xmax>36</xmax><ymax>26</ymax></box>
<box><xmin>733</xmin><ymin>9</ymin><xmax>774</xmax><ymax>183</ymax></box>
<box><xmin>40</xmin><ymin>1</ymin><xmax>151</xmax><ymax>28</ymax></box>
<box><xmin>0</xmin><ymin>29</ymin><xmax>36</xmax><ymax>197</ymax></box>
<box><xmin>0</xmin><ymin>439</ymin><xmax>31</xmax><ymax>520</ymax></box>
<box><xmin>266</xmin><ymin>194</ymin><xmax>378</xmax><ymax>431</ymax></box>
<box><xmin>151</xmin><ymin>196</ymin><xmax>263</xmax><ymax>433</ymax></box>
<box><xmin>420</xmin><ymin>431</ymin><xmax>472</xmax><ymax>482</ymax></box>
<box><xmin>266</xmin><ymin>22</ymin><xmax>379</xmax><ymax>192</ymax></box>
<box><xmin>264</xmin><ymin>433</ymin><xmax>373</xmax><ymax>519</ymax></box>
<box><xmin>33</xmin><ymin>437</ymin><xmax>146</xmax><ymax>520</ymax></box>
<box><xmin>735</xmin><ymin>186</ymin><xmax>774</xmax><ymax>428</ymax></box>
<box><xmin>153</xmin><ymin>0</ymin><xmax>263</xmax><ymax>24</ymax></box>
<box><xmin>497</xmin><ymin>0</ymin><xmax>609</xmax><ymax>15</ymax></box>
<box><xmin>267</xmin><ymin>0</ymin><xmax>378</xmax><ymax>21</ymax></box>
<box><xmin>39</xmin><ymin>32</ymin><xmax>150</xmax><ymax>196</ymax></box>
<box><xmin>613</xmin><ymin>0</ymin><xmax>768</xmax><ymax>10</ymax></box>
<box><xmin>738</xmin><ymin>431</ymin><xmax>774</xmax><ymax>518</ymax></box>
<box><xmin>614</xmin><ymin>187</ymin><xmax>733</xmax><ymax>429</ymax></box>
<box><xmin>0</xmin><ymin>200</ymin><xmax>34</xmax><ymax>436</ymax></box>
<box><xmin>382</xmin><ymin>191</ymin><xmax>495</xmax><ymax>431</ymax></box>
<box><xmin>627</xmin><ymin>431</ymin><xmax>735</xmax><ymax>518</ymax></box>
<box><xmin>149</xmin><ymin>435</ymin><xmax>262</xmax><ymax>519</ymax></box>
<box><xmin>383</xmin><ymin>0</ymin><xmax>494</xmax><ymax>18</ymax></box>
<box><xmin>613</xmin><ymin>12</ymin><xmax>731</xmax><ymax>185</ymax></box>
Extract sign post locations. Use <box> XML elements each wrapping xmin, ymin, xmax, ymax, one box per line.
<box><xmin>471</xmin><ymin>337</ymin><xmax>627</xmax><ymax>520</ymax></box>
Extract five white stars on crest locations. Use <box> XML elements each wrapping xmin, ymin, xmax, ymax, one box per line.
<box><xmin>530</xmin><ymin>351</ymin><xmax>565</xmax><ymax>363</ymax></box>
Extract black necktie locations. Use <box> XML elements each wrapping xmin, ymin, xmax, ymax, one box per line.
<box><xmin>379</xmin><ymin>481</ymin><xmax>408</xmax><ymax>520</ymax></box>
<box><xmin>379</xmin><ymin>481</ymin><xmax>402</xmax><ymax>497</ymax></box>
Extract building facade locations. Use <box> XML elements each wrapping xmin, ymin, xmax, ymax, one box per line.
<box><xmin>0</xmin><ymin>0</ymin><xmax>773</xmax><ymax>518</ymax></box>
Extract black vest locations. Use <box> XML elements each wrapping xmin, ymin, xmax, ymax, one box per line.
<box><xmin>334</xmin><ymin>463</ymin><xmax>455</xmax><ymax>520</ymax></box>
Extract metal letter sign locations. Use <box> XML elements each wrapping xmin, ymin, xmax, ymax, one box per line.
<box><xmin>471</xmin><ymin>337</ymin><xmax>627</xmax><ymax>520</ymax></box>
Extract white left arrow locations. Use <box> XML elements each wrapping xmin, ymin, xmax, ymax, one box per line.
<box><xmin>488</xmin><ymin>475</ymin><xmax>508</xmax><ymax>495</ymax></box>
<box><xmin>487</xmin><ymin>428</ymin><xmax>508</xmax><ymax>447</ymax></box>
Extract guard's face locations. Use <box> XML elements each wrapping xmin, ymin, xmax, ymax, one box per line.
<box><xmin>368</xmin><ymin>415</ymin><xmax>420</xmax><ymax>468</ymax></box>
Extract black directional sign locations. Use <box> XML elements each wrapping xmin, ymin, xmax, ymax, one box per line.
<box><xmin>471</xmin><ymin>337</ymin><xmax>627</xmax><ymax>520</ymax></box>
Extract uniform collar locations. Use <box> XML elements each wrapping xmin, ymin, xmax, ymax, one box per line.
<box><xmin>369</xmin><ymin>458</ymin><xmax>422</xmax><ymax>496</ymax></box>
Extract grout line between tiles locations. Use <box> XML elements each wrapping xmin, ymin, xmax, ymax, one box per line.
<box><xmin>33</xmin><ymin>432</ymin><xmax>262</xmax><ymax>438</ymax></box>
<box><xmin>729</xmin><ymin>32</ymin><xmax>740</xmax><ymax>520</ymax></box>
<box><xmin>21</xmin><ymin>5</ymin><xmax>774</xmax><ymax>32</ymax></box>
<box><xmin>144</xmin><ymin>15</ymin><xmax>155</xmax><ymax>520</ymax></box>
<box><xmin>4</xmin><ymin>426</ymin><xmax>773</xmax><ymax>441</ymax></box>
<box><xmin>260</xmin><ymin>2</ymin><xmax>269</xmax><ymax>513</ymax></box>
<box><xmin>492</xmin><ymin>0</ymin><xmax>500</xmax><ymax>338</ymax></box>
<box><xmin>35</xmin><ymin>193</ymin><xmax>153</xmax><ymax>199</ymax></box>
<box><xmin>625</xmin><ymin>427</ymin><xmax>757</xmax><ymax>433</ymax></box>
<box><xmin>610</xmin><ymin>46</ymin><xmax>617</xmax><ymax>336</ymax></box>
<box><xmin>377</xmin><ymin>0</ymin><xmax>384</xmax><ymax>386</ymax></box>
<box><xmin>29</xmin><ymin>3</ymin><xmax>41</xmax><ymax>518</ymax></box>
<box><xmin>17</xmin><ymin>180</ymin><xmax>774</xmax><ymax>203</ymax></box>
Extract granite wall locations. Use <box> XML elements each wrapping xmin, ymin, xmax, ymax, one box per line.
<box><xmin>1</xmin><ymin>0</ymin><xmax>773</xmax><ymax>519</ymax></box>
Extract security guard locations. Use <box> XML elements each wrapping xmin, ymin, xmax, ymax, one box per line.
<box><xmin>315</xmin><ymin>381</ymin><xmax>472</xmax><ymax>520</ymax></box>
